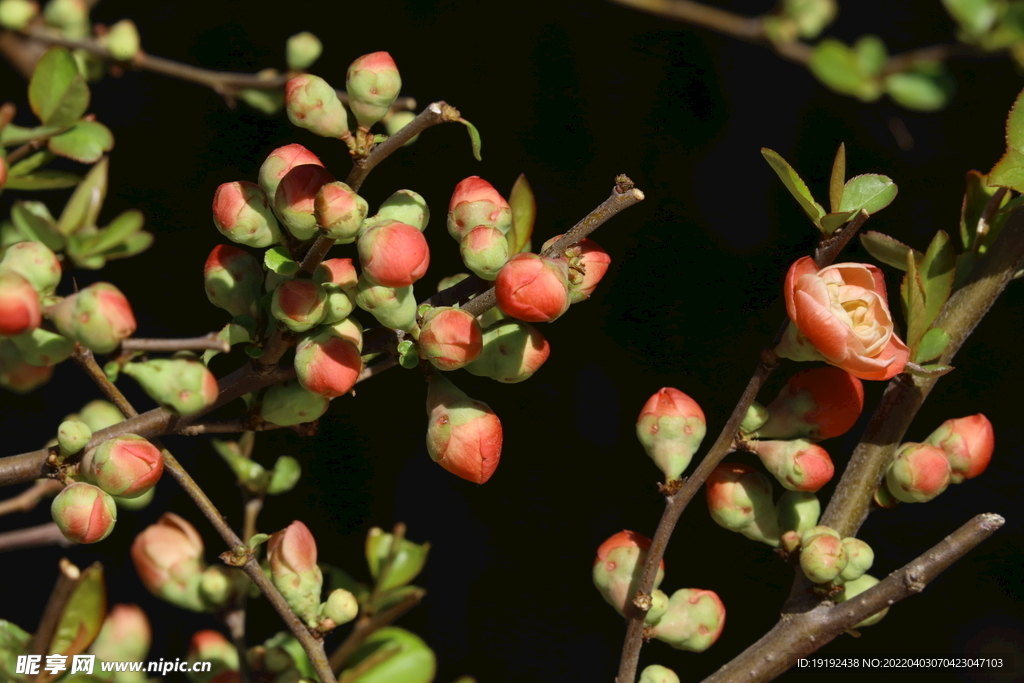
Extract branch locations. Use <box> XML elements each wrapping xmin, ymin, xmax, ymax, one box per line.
<box><xmin>328</xmin><ymin>588</ymin><xmax>426</xmax><ymax>671</ymax></box>
<box><xmin>701</xmin><ymin>513</ymin><xmax>1004</xmax><ymax>683</ymax></box>
<box><xmin>121</xmin><ymin>334</ymin><xmax>230</xmax><ymax>354</ymax></box>
<box><xmin>30</xmin><ymin>558</ymin><xmax>86</xmax><ymax>656</ymax></box>
<box><xmin>0</xmin><ymin>522</ymin><xmax>71</xmax><ymax>552</ymax></box>
<box><xmin>0</xmin><ymin>479</ymin><xmax>62</xmax><ymax>516</ymax></box>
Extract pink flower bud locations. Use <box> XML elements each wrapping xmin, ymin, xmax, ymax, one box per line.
<box><xmin>464</xmin><ymin>319</ymin><xmax>550</xmax><ymax>383</ymax></box>
<box><xmin>81</xmin><ymin>434</ymin><xmax>163</xmax><ymax>498</ymax></box>
<box><xmin>258</xmin><ymin>143</ymin><xmax>323</xmax><ymax>201</ymax></box>
<box><xmin>0</xmin><ymin>240</ymin><xmax>62</xmax><ymax>295</ymax></box>
<box><xmin>885</xmin><ymin>442</ymin><xmax>951</xmax><ymax>503</ymax></box>
<box><xmin>358</xmin><ymin>220</ymin><xmax>430</xmax><ymax>287</ymax></box>
<box><xmin>0</xmin><ymin>271</ymin><xmax>40</xmax><ymax>336</ymax></box>
<box><xmin>212</xmin><ymin>180</ymin><xmax>281</xmax><ymax>248</ymax></box>
<box><xmin>268</xmin><ymin>521</ymin><xmax>323</xmax><ymax>626</ymax></box>
<box><xmin>271</xmin><ymin>279</ymin><xmax>328</xmax><ymax>332</ymax></box>
<box><xmin>316</xmin><ymin>258</ymin><xmax>359</xmax><ymax>291</ymax></box>
<box><xmin>203</xmin><ymin>245</ymin><xmax>262</xmax><ymax>319</ymax></box>
<box><xmin>648</xmin><ymin>588</ymin><xmax>726</xmax><ymax>652</ymax></box>
<box><xmin>418</xmin><ymin>306</ymin><xmax>483</xmax><ymax>371</ymax></box>
<box><xmin>924</xmin><ymin>414</ymin><xmax>994</xmax><ymax>483</ymax></box>
<box><xmin>595</xmin><ymin>530</ymin><xmax>664</xmax><ymax>570</ymax></box>
<box><xmin>592</xmin><ymin>530</ymin><xmax>665</xmax><ymax>617</ymax></box>
<box><xmin>460</xmin><ymin>226</ymin><xmax>509</xmax><ymax>280</ymax></box>
<box><xmin>0</xmin><ymin>338</ymin><xmax>53</xmax><ymax>393</ymax></box>
<box><xmin>354</xmin><ymin>278</ymin><xmax>417</xmax><ymax>331</ymax></box>
<box><xmin>285</xmin><ymin>74</ymin><xmax>350</xmax><ymax>139</ymax></box>
<box><xmin>706</xmin><ymin>463</ymin><xmax>780</xmax><ymax>546</ymax></box>
<box><xmin>756</xmin><ymin>367</ymin><xmax>864</xmax><ymax>441</ymax></box>
<box><xmin>345</xmin><ymin>51</ymin><xmax>402</xmax><ymax>128</ymax></box>
<box><xmin>295</xmin><ymin>331</ymin><xmax>362</xmax><ymax>397</ymax></box>
<box><xmin>425</xmin><ymin>375</ymin><xmax>502</xmax><ymax>484</ymax></box>
<box><xmin>447</xmin><ymin>176</ymin><xmax>512</xmax><ymax>240</ymax></box>
<box><xmin>799</xmin><ymin>532</ymin><xmax>849</xmax><ymax>584</ymax></box>
<box><xmin>636</xmin><ymin>387</ymin><xmax>707</xmax><ymax>481</ymax></box>
<box><xmin>188</xmin><ymin>630</ymin><xmax>239</xmax><ymax>680</ymax></box>
<box><xmin>275</xmin><ymin>164</ymin><xmax>337</xmax><ymax>241</ymax></box>
<box><xmin>131</xmin><ymin>512</ymin><xmax>207</xmax><ymax>612</ymax></box>
<box><xmin>315</xmin><ymin>181</ymin><xmax>368</xmax><ymax>243</ymax></box>
<box><xmin>51</xmin><ymin>482</ymin><xmax>117</xmax><ymax>544</ymax></box>
<box><xmin>495</xmin><ymin>253</ymin><xmax>570</xmax><ymax>323</ymax></box>
<box><xmin>50</xmin><ymin>282</ymin><xmax>136</xmax><ymax>353</ymax></box>
<box><xmin>747</xmin><ymin>439</ymin><xmax>834</xmax><ymax>492</ymax></box>
<box><xmin>91</xmin><ymin>604</ymin><xmax>151</xmax><ymax>663</ymax></box>
<box><xmin>542</xmin><ymin>234</ymin><xmax>611</xmax><ymax>303</ymax></box>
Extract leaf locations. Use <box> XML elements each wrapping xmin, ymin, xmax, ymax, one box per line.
<box><xmin>839</xmin><ymin>173</ymin><xmax>897</xmax><ymax>215</ymax></box>
<box><xmin>904</xmin><ymin>362</ymin><xmax>954</xmax><ymax>378</ymax></box>
<box><xmin>4</xmin><ymin>170</ymin><xmax>80</xmax><ymax>191</ymax></box>
<box><xmin>9</xmin><ymin>150</ymin><xmax>56</xmax><ymax>177</ymax></box>
<box><xmin>267</xmin><ymin>455</ymin><xmax>301</xmax><ymax>495</ymax></box>
<box><xmin>829</xmin><ymin>142</ymin><xmax>846</xmax><ymax>213</ymax></box>
<box><xmin>860</xmin><ymin>231</ymin><xmax>922</xmax><ymax>270</ymax></box>
<box><xmin>100</xmin><ymin>231</ymin><xmax>152</xmax><ymax>260</ymax></box>
<box><xmin>238</xmin><ymin>88</ymin><xmax>285</xmax><ymax>116</ymax></box>
<box><xmin>249</xmin><ymin>533</ymin><xmax>271</xmax><ymax>551</ymax></box>
<box><xmin>48</xmin><ymin>121</ymin><xmax>114</xmax><ymax>164</ymax></box>
<box><xmin>75</xmin><ymin>209</ymin><xmax>144</xmax><ymax>257</ymax></box>
<box><xmin>58</xmin><ymin>157</ymin><xmax>108</xmax><ymax>236</ymax></box>
<box><xmin>761</xmin><ymin>148</ymin><xmax>825</xmax><ymax>228</ymax></box>
<box><xmin>506</xmin><ymin>174</ymin><xmax>535</xmax><ymax>255</ymax></box>
<box><xmin>203</xmin><ymin>319</ymin><xmax>255</xmax><ymax>364</ymax></box>
<box><xmin>0</xmin><ymin>620</ymin><xmax>32</xmax><ymax>682</ymax></box>
<box><xmin>854</xmin><ymin>35</ymin><xmax>888</xmax><ymax>77</ymax></box>
<box><xmin>960</xmin><ymin>170</ymin><xmax>1008</xmax><ymax>251</ymax></box>
<box><xmin>917</xmin><ymin>231</ymin><xmax>956</xmax><ymax>335</ymax></box>
<box><xmin>900</xmin><ymin>248</ymin><xmax>928</xmax><ymax>351</ymax></box>
<box><xmin>942</xmin><ymin>0</ymin><xmax>999</xmax><ymax>36</ymax></box>
<box><xmin>264</xmin><ymin>246</ymin><xmax>298</xmax><ymax>275</ymax></box>
<box><xmin>914</xmin><ymin>327</ymin><xmax>951</xmax><ymax>364</ymax></box>
<box><xmin>49</xmin><ymin>563</ymin><xmax>106</xmax><ymax>662</ymax></box>
<box><xmin>0</xmin><ymin>124</ymin><xmax>64</xmax><ymax>147</ymax></box>
<box><xmin>819</xmin><ymin>210</ymin><xmax>857</xmax><ymax>235</ymax></box>
<box><xmin>459</xmin><ymin>117</ymin><xmax>482</xmax><ymax>161</ymax></box>
<box><xmin>884</xmin><ymin>64</ymin><xmax>955</xmax><ymax>112</ymax></box>
<box><xmin>988</xmin><ymin>86</ymin><xmax>1024</xmax><ymax>192</ymax></box>
<box><xmin>372</xmin><ymin>585</ymin><xmax>425</xmax><ymax>614</ymax></box>
<box><xmin>809</xmin><ymin>38</ymin><xmax>881</xmax><ymax>101</ymax></box>
<box><xmin>28</xmin><ymin>48</ymin><xmax>90</xmax><ymax>126</ymax></box>
<box><xmin>10</xmin><ymin>201</ymin><xmax>64</xmax><ymax>251</ymax></box>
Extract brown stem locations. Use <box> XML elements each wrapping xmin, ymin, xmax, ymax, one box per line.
<box><xmin>223</xmin><ymin>608</ymin><xmax>251</xmax><ymax>683</ymax></box>
<box><xmin>328</xmin><ymin>588</ymin><xmax>426</xmax><ymax>671</ymax></box>
<box><xmin>0</xmin><ymin>479</ymin><xmax>62</xmax><ymax>516</ymax></box>
<box><xmin>29</xmin><ymin>558</ymin><xmax>85</xmax><ymax>655</ymax></box>
<box><xmin>121</xmin><ymin>334</ymin><xmax>230</xmax><ymax>353</ymax></box>
<box><xmin>243</xmin><ymin>495</ymin><xmax>263</xmax><ymax>544</ymax></box>
<box><xmin>0</xmin><ymin>522</ymin><xmax>71</xmax><ymax>552</ymax></box>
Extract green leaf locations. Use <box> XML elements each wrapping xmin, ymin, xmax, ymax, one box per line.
<box><xmin>28</xmin><ymin>48</ymin><xmax>90</xmax><ymax>126</ymax></box>
<box><xmin>917</xmin><ymin>230</ymin><xmax>956</xmax><ymax>331</ymax></box>
<box><xmin>10</xmin><ymin>201</ymin><xmax>64</xmax><ymax>251</ymax></box>
<box><xmin>267</xmin><ymin>455</ymin><xmax>301</xmax><ymax>495</ymax></box>
<box><xmin>9</xmin><ymin>150</ymin><xmax>57</xmax><ymax>177</ymax></box>
<box><xmin>760</xmin><ymin>148</ymin><xmax>825</xmax><ymax>228</ymax></box>
<box><xmin>507</xmin><ymin>174</ymin><xmax>535</xmax><ymax>255</ymax></box>
<box><xmin>365</xmin><ymin>527</ymin><xmax>430</xmax><ymax>592</ymax></box>
<box><xmin>884</xmin><ymin>64</ymin><xmax>955</xmax><ymax>112</ymax></box>
<box><xmin>960</xmin><ymin>170</ymin><xmax>1009</xmax><ymax>251</ymax></box>
<box><xmin>860</xmin><ymin>231</ymin><xmax>922</xmax><ymax>271</ymax></box>
<box><xmin>321</xmin><ymin>564</ymin><xmax>371</xmax><ymax>604</ymax></box>
<box><xmin>342</xmin><ymin>628</ymin><xmax>435</xmax><ymax>683</ymax></box>
<box><xmin>49</xmin><ymin>563</ymin><xmax>106</xmax><ymax>660</ymax></box>
<box><xmin>264</xmin><ymin>246</ymin><xmax>298</xmax><ymax>275</ymax></box>
<box><xmin>249</xmin><ymin>533</ymin><xmax>271</xmax><ymax>551</ymax></box>
<box><xmin>75</xmin><ymin>209</ymin><xmax>143</xmax><ymax>257</ymax></box>
<box><xmin>397</xmin><ymin>339</ymin><xmax>419</xmax><ymax>369</ymax></box>
<box><xmin>4</xmin><ymin>170</ymin><xmax>80</xmax><ymax>191</ymax></box>
<box><xmin>0</xmin><ymin>620</ymin><xmax>32</xmax><ymax>682</ymax></box>
<box><xmin>829</xmin><ymin>142</ymin><xmax>846</xmax><ymax>213</ymax></box>
<box><xmin>58</xmin><ymin>157</ymin><xmax>108</xmax><ymax>236</ymax></box>
<box><xmin>459</xmin><ymin>117</ymin><xmax>482</xmax><ymax>161</ymax></box>
<box><xmin>839</xmin><ymin>174</ymin><xmax>897</xmax><ymax>215</ymax></box>
<box><xmin>819</xmin><ymin>211</ymin><xmax>856</xmax><ymax>235</ymax></box>
<box><xmin>914</xmin><ymin>326</ymin><xmax>951</xmax><ymax>364</ymax></box>
<box><xmin>0</xmin><ymin>124</ymin><xmax>64</xmax><ymax>147</ymax></box>
<box><xmin>99</xmin><ymin>231</ymin><xmax>152</xmax><ymax>261</ymax></box>
<box><xmin>238</xmin><ymin>88</ymin><xmax>285</xmax><ymax>116</ymax></box>
<box><xmin>809</xmin><ymin>38</ymin><xmax>882</xmax><ymax>101</ymax></box>
<box><xmin>854</xmin><ymin>35</ymin><xmax>888</xmax><ymax>77</ymax></box>
<box><xmin>904</xmin><ymin>362</ymin><xmax>954</xmax><ymax>378</ymax></box>
<box><xmin>942</xmin><ymin>0</ymin><xmax>999</xmax><ymax>36</ymax></box>
<box><xmin>48</xmin><ymin>121</ymin><xmax>114</xmax><ymax>164</ymax></box>
<box><xmin>901</xmin><ymin>248</ymin><xmax>928</xmax><ymax>351</ymax></box>
<box><xmin>202</xmin><ymin>319</ymin><xmax>254</xmax><ymax>364</ymax></box>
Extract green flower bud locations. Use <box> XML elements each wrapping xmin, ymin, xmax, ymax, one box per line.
<box><xmin>321</xmin><ymin>588</ymin><xmax>358</xmax><ymax>627</ymax></box>
<box><xmin>354</xmin><ymin>278</ymin><xmax>416</xmax><ymax>331</ymax></box>
<box><xmin>104</xmin><ymin>19</ymin><xmax>140</xmax><ymax>61</ymax></box>
<box><xmin>648</xmin><ymin>588</ymin><xmax>726</xmax><ymax>652</ymax></box>
<box><xmin>204</xmin><ymin>245</ymin><xmax>262</xmax><ymax>319</ymax></box>
<box><xmin>345</xmin><ymin>52</ymin><xmax>402</xmax><ymax>129</ymax></box>
<box><xmin>592</xmin><ymin>530</ymin><xmax>664</xmax><ymax>617</ymax></box>
<box><xmin>325</xmin><ymin>316</ymin><xmax>363</xmax><ymax>351</ymax></box>
<box><xmin>383</xmin><ymin>111</ymin><xmax>419</xmax><ymax>146</ymax></box>
<box><xmin>11</xmin><ymin>327</ymin><xmax>74</xmax><ymax>366</ymax></box>
<box><xmin>261</xmin><ymin>381</ymin><xmax>329</xmax><ymax>427</ymax></box>
<box><xmin>739</xmin><ymin>401</ymin><xmax>768</xmax><ymax>434</ymax></box>
<box><xmin>836</xmin><ymin>537</ymin><xmax>874</xmax><ymax>584</ymax></box>
<box><xmin>286</xmin><ymin>31</ymin><xmax>322</xmax><ymax>71</ymax></box>
<box><xmin>799</xmin><ymin>532</ymin><xmax>849</xmax><ymax>584</ymax></box>
<box><xmin>775</xmin><ymin>490</ymin><xmax>820</xmax><ymax>535</ymax></box>
<box><xmin>640</xmin><ymin>665</ymin><xmax>680</xmax><ymax>683</ymax></box>
<box><xmin>835</xmin><ymin>574</ymin><xmax>888</xmax><ymax>627</ymax></box>
<box><xmin>114</xmin><ymin>485</ymin><xmax>154</xmax><ymax>511</ymax></box>
<box><xmin>285</xmin><ymin>75</ymin><xmax>350</xmax><ymax>139</ymax></box>
<box><xmin>463</xmin><ymin>319</ymin><xmax>550</xmax><ymax>384</ymax></box>
<box><xmin>637</xmin><ymin>387</ymin><xmax>707</xmax><ymax>481</ymax></box>
<box><xmin>122</xmin><ymin>357</ymin><xmax>219</xmax><ymax>416</ymax></box>
<box><xmin>0</xmin><ymin>240</ymin><xmax>61</xmax><ymax>294</ymax></box>
<box><xmin>375</xmin><ymin>189</ymin><xmax>430</xmax><ymax>232</ymax></box>
<box><xmin>0</xmin><ymin>0</ymin><xmax>39</xmax><ymax>30</ymax></box>
<box><xmin>77</xmin><ymin>399</ymin><xmax>125</xmax><ymax>431</ymax></box>
<box><xmin>57</xmin><ymin>419</ymin><xmax>92</xmax><ymax>456</ymax></box>
<box><xmin>645</xmin><ymin>588</ymin><xmax>669</xmax><ymax>625</ymax></box>
<box><xmin>365</xmin><ymin>526</ymin><xmax>430</xmax><ymax>591</ymax></box>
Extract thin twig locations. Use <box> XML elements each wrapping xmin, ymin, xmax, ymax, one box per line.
<box><xmin>29</xmin><ymin>558</ymin><xmax>84</xmax><ymax>655</ymax></box>
<box><xmin>121</xmin><ymin>334</ymin><xmax>230</xmax><ymax>353</ymax></box>
<box><xmin>0</xmin><ymin>522</ymin><xmax>71</xmax><ymax>552</ymax></box>
<box><xmin>0</xmin><ymin>479</ymin><xmax>62</xmax><ymax>516</ymax></box>
<box><xmin>223</xmin><ymin>608</ymin><xmax>251</xmax><ymax>683</ymax></box>
<box><xmin>328</xmin><ymin>588</ymin><xmax>426</xmax><ymax>671</ymax></box>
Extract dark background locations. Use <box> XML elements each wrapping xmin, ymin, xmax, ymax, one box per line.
<box><xmin>0</xmin><ymin>1</ymin><xmax>1022</xmax><ymax>682</ymax></box>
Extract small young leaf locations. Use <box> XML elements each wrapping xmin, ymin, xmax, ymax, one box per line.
<box><xmin>58</xmin><ymin>157</ymin><xmax>108</xmax><ymax>235</ymax></box>
<box><xmin>5</xmin><ymin>171</ymin><xmax>80</xmax><ymax>191</ymax></box>
<box><xmin>914</xmin><ymin>327</ymin><xmax>951</xmax><ymax>364</ymax></box>
<box><xmin>264</xmin><ymin>246</ymin><xmax>298</xmax><ymax>275</ymax></box>
<box><xmin>960</xmin><ymin>170</ymin><xmax>1008</xmax><ymax>251</ymax></box>
<box><xmin>48</xmin><ymin>120</ymin><xmax>114</xmax><ymax>164</ymax></box>
<box><xmin>901</xmin><ymin>248</ymin><xmax>928</xmax><ymax>351</ymax></box>
<box><xmin>8</xmin><ymin>149</ymin><xmax>56</xmax><ymax>177</ymax></box>
<box><xmin>10</xmin><ymin>201</ymin><xmax>64</xmax><ymax>251</ymax></box>
<box><xmin>761</xmin><ymin>148</ymin><xmax>826</xmax><ymax>228</ymax></box>
<box><xmin>917</xmin><ymin>230</ymin><xmax>955</xmax><ymax>330</ymax></box>
<box><xmin>0</xmin><ymin>619</ymin><xmax>31</xmax><ymax>681</ymax></box>
<box><xmin>809</xmin><ymin>39</ymin><xmax>882</xmax><ymax>101</ymax></box>
<box><xmin>829</xmin><ymin>142</ymin><xmax>846</xmax><ymax>213</ymax></box>
<box><xmin>839</xmin><ymin>174</ymin><xmax>897</xmax><ymax>215</ymax></box>
<box><xmin>507</xmin><ymin>174</ymin><xmax>535</xmax><ymax>255</ymax></box>
<box><xmin>988</xmin><ymin>86</ymin><xmax>1024</xmax><ymax>192</ymax></box>
<box><xmin>100</xmin><ymin>231</ymin><xmax>153</xmax><ymax>261</ymax></box>
<box><xmin>29</xmin><ymin>48</ymin><xmax>90</xmax><ymax>126</ymax></box>
<box><xmin>49</xmin><ymin>562</ymin><xmax>106</xmax><ymax>660</ymax></box>
<box><xmin>943</xmin><ymin>0</ymin><xmax>999</xmax><ymax>35</ymax></box>
<box><xmin>459</xmin><ymin>117</ymin><xmax>482</xmax><ymax>161</ymax></box>
<box><xmin>238</xmin><ymin>88</ymin><xmax>285</xmax><ymax>116</ymax></box>
<box><xmin>860</xmin><ymin>231</ymin><xmax>922</xmax><ymax>271</ymax></box>
<box><xmin>249</xmin><ymin>533</ymin><xmax>271</xmax><ymax>551</ymax></box>
<box><xmin>819</xmin><ymin>210</ymin><xmax>857</xmax><ymax>235</ymax></box>
<box><xmin>76</xmin><ymin>209</ymin><xmax>144</xmax><ymax>257</ymax></box>
<box><xmin>884</xmin><ymin>64</ymin><xmax>954</xmax><ymax>112</ymax></box>
<box><xmin>0</xmin><ymin>123</ymin><xmax>64</xmax><ymax>147</ymax></box>
<box><xmin>267</xmin><ymin>455</ymin><xmax>301</xmax><ymax>495</ymax></box>
<box><xmin>202</xmin><ymin>320</ymin><xmax>254</xmax><ymax>364</ymax></box>
<box><xmin>854</xmin><ymin>35</ymin><xmax>888</xmax><ymax>77</ymax></box>
<box><xmin>904</xmin><ymin>362</ymin><xmax>954</xmax><ymax>378</ymax></box>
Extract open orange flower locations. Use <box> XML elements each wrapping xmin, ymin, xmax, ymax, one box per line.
<box><xmin>777</xmin><ymin>256</ymin><xmax>908</xmax><ymax>381</ymax></box>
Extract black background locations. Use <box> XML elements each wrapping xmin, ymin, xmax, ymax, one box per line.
<box><xmin>0</xmin><ymin>1</ymin><xmax>1022</xmax><ymax>682</ymax></box>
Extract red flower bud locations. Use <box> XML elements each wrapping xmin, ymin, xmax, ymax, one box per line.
<box><xmin>358</xmin><ymin>220</ymin><xmax>430</xmax><ymax>287</ymax></box>
<box><xmin>418</xmin><ymin>307</ymin><xmax>483</xmax><ymax>371</ymax></box>
<box><xmin>91</xmin><ymin>604</ymin><xmax>151</xmax><ymax>663</ymax></box>
<box><xmin>636</xmin><ymin>387</ymin><xmax>707</xmax><ymax>481</ymax></box>
<box><xmin>51</xmin><ymin>482</ymin><xmax>117</xmax><ymax>544</ymax></box>
<box><xmin>315</xmin><ymin>181</ymin><xmax>368</xmax><ymax>243</ymax></box>
<box><xmin>82</xmin><ymin>433</ymin><xmax>163</xmax><ymax>498</ymax></box>
<box><xmin>50</xmin><ymin>282</ymin><xmax>136</xmax><ymax>353</ymax></box>
<box><xmin>203</xmin><ymin>244</ymin><xmax>262</xmax><ymax>319</ymax></box>
<box><xmin>648</xmin><ymin>588</ymin><xmax>726</xmax><ymax>652</ymax></box>
<box><xmin>885</xmin><ymin>442</ymin><xmax>951</xmax><ymax>503</ymax></box>
<box><xmin>425</xmin><ymin>375</ymin><xmax>502</xmax><ymax>484</ymax></box>
<box><xmin>706</xmin><ymin>463</ymin><xmax>780</xmax><ymax>546</ymax></box>
<box><xmin>317</xmin><ymin>258</ymin><xmax>359</xmax><ymax>291</ymax></box>
<box><xmin>460</xmin><ymin>226</ymin><xmax>509</xmax><ymax>280</ymax></box>
<box><xmin>0</xmin><ymin>339</ymin><xmax>53</xmax><ymax>393</ymax></box>
<box><xmin>595</xmin><ymin>530</ymin><xmax>664</xmax><ymax>570</ymax></box>
<box><xmin>0</xmin><ymin>240</ymin><xmax>62</xmax><ymax>295</ymax></box>
<box><xmin>285</xmin><ymin>74</ymin><xmax>350</xmax><ymax>139</ymax></box>
<box><xmin>188</xmin><ymin>630</ymin><xmax>239</xmax><ymax>679</ymax></box>
<box><xmin>258</xmin><ymin>143</ymin><xmax>323</xmax><ymax>201</ymax></box>
<box><xmin>0</xmin><ymin>270</ymin><xmax>40</xmax><ymax>336</ymax></box>
<box><xmin>295</xmin><ymin>331</ymin><xmax>362</xmax><ymax>398</ymax></box>
<box><xmin>447</xmin><ymin>176</ymin><xmax>512</xmax><ymax>240</ymax></box>
<box><xmin>275</xmin><ymin>164</ymin><xmax>337</xmax><ymax>241</ymax></box>
<box><xmin>346</xmin><ymin>51</ymin><xmax>402</xmax><ymax>128</ymax></box>
<box><xmin>464</xmin><ymin>319</ymin><xmax>550</xmax><ymax>383</ymax></box>
<box><xmin>542</xmin><ymin>234</ymin><xmax>611</xmax><ymax>303</ymax></box>
<box><xmin>757</xmin><ymin>367</ymin><xmax>864</xmax><ymax>441</ymax></box>
<box><xmin>131</xmin><ymin>512</ymin><xmax>207</xmax><ymax>611</ymax></box>
<box><xmin>268</xmin><ymin>520</ymin><xmax>323</xmax><ymax>626</ymax></box>
<box><xmin>495</xmin><ymin>253</ymin><xmax>570</xmax><ymax>323</ymax></box>
<box><xmin>271</xmin><ymin>279</ymin><xmax>328</xmax><ymax>332</ymax></box>
<box><xmin>747</xmin><ymin>439</ymin><xmax>834</xmax><ymax>492</ymax></box>
<box><xmin>592</xmin><ymin>530</ymin><xmax>665</xmax><ymax>617</ymax></box>
<box><xmin>212</xmin><ymin>181</ymin><xmax>281</xmax><ymax>248</ymax></box>
<box><xmin>924</xmin><ymin>413</ymin><xmax>994</xmax><ymax>483</ymax></box>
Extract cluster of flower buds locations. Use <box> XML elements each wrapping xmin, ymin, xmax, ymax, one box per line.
<box><xmin>447</xmin><ymin>176</ymin><xmax>512</xmax><ymax>280</ymax></box>
<box><xmin>884</xmin><ymin>414</ymin><xmax>993</xmax><ymax>503</ymax></box>
<box><xmin>592</xmin><ymin>531</ymin><xmax>725</xmax><ymax>652</ymax></box>
<box><xmin>794</xmin><ymin>526</ymin><xmax>874</xmax><ymax>586</ymax></box>
<box><xmin>635</xmin><ymin>387</ymin><xmax>707</xmax><ymax>481</ymax></box>
<box><xmin>541</xmin><ymin>234</ymin><xmax>612</xmax><ymax>303</ymax></box>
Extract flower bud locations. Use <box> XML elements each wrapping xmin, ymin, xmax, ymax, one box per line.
<box><xmin>835</xmin><ymin>574</ymin><xmax>888</xmax><ymax>627</ymax></box>
<box><xmin>11</xmin><ymin>327</ymin><xmax>74</xmax><ymax>366</ymax></box>
<box><xmin>418</xmin><ymin>306</ymin><xmax>482</xmax><ymax>370</ymax></box>
<box><xmin>799</xmin><ymin>532</ymin><xmax>849</xmax><ymax>584</ymax></box>
<box><xmin>447</xmin><ymin>176</ymin><xmax>512</xmax><ymax>240</ymax></box>
<box><xmin>57</xmin><ymin>419</ymin><xmax>92</xmax><ymax>456</ymax></box>
<box><xmin>885</xmin><ymin>442</ymin><xmax>951</xmax><ymax>503</ymax></box>
<box><xmin>636</xmin><ymin>387</ymin><xmax>707</xmax><ymax>481</ymax></box>
<box><xmin>187</xmin><ymin>630</ymin><xmax>239</xmax><ymax>683</ymax></box>
<box><xmin>924</xmin><ymin>414</ymin><xmax>994</xmax><ymax>483</ymax></box>
<box><xmin>121</xmin><ymin>357</ymin><xmax>219</xmax><ymax>416</ymax></box>
<box><xmin>775</xmin><ymin>490</ymin><xmax>820</xmax><ymax>534</ymax></box>
<box><xmin>747</xmin><ymin>439</ymin><xmax>834</xmax><ymax>492</ymax></box>
<box><xmin>295</xmin><ymin>330</ymin><xmax>361</xmax><ymax>397</ymax></box>
<box><xmin>212</xmin><ymin>181</ymin><xmax>282</xmax><ymax>248</ymax></box>
<box><xmin>49</xmin><ymin>282</ymin><xmax>136</xmax><ymax>353</ymax></box>
<box><xmin>383</xmin><ymin>111</ymin><xmax>419</xmax><ymax>145</ymax></box>
<box><xmin>705</xmin><ymin>463</ymin><xmax>780</xmax><ymax>546</ymax></box>
<box><xmin>0</xmin><ymin>270</ymin><xmax>40</xmax><ymax>336</ymax></box>
<box><xmin>373</xmin><ymin>189</ymin><xmax>429</xmax><ymax>231</ymax></box>
<box><xmin>261</xmin><ymin>381</ymin><xmax>329</xmax><ymax>426</ymax></box>
<box><xmin>646</xmin><ymin>589</ymin><xmax>670</xmax><ymax>625</ymax></box>
<box><xmin>78</xmin><ymin>399</ymin><xmax>125</xmax><ymax>431</ymax></box>
<box><xmin>780</xmin><ymin>530</ymin><xmax>802</xmax><ymax>553</ymax></box>
<box><xmin>44</xmin><ymin>0</ymin><xmax>85</xmax><ymax>30</ymax></box>
<box><xmin>648</xmin><ymin>588</ymin><xmax>726</xmax><ymax>652</ymax></box>
<box><xmin>740</xmin><ymin>401</ymin><xmax>769</xmax><ymax>434</ymax></box>
<box><xmin>132</xmin><ymin>513</ymin><xmax>207</xmax><ymax>612</ymax></box>
<box><xmin>204</xmin><ymin>245</ymin><xmax>262</xmax><ymax>318</ymax></box>
<box><xmin>258</xmin><ymin>143</ymin><xmax>324</xmax><ymax>201</ymax></box>
<box><xmin>801</xmin><ymin>525</ymin><xmax>840</xmax><ymax>542</ymax></box>
<box><xmin>365</xmin><ymin>526</ymin><xmax>431</xmax><ymax>590</ymax></box>
<box><xmin>271</xmin><ymin>279</ymin><xmax>328</xmax><ymax>332</ymax></box>
<box><xmin>0</xmin><ymin>338</ymin><xmax>52</xmax><ymax>392</ymax></box>
<box><xmin>51</xmin><ymin>482</ymin><xmax>117</xmax><ymax>544</ymax></box>
<box><xmin>592</xmin><ymin>530</ymin><xmax>665</xmax><ymax>617</ymax></box>
<box><xmin>837</xmin><ymin>537</ymin><xmax>874</xmax><ymax>584</ymax></box>
<box><xmin>0</xmin><ymin>240</ymin><xmax>61</xmax><ymax>294</ymax></box>
<box><xmin>321</xmin><ymin>588</ymin><xmax>358</xmax><ymax>627</ymax></box>
<box><xmin>640</xmin><ymin>665</ymin><xmax>680</xmax><ymax>683</ymax></box>
<box><xmin>199</xmin><ymin>566</ymin><xmax>234</xmax><ymax>611</ymax></box>
<box><xmin>90</xmin><ymin>604</ymin><xmax>151</xmax><ymax>666</ymax></box>
<box><xmin>314</xmin><ymin>181</ymin><xmax>367</xmax><ymax>243</ymax></box>
<box><xmin>755</xmin><ymin>367</ymin><xmax>864</xmax><ymax>441</ymax></box>
<box><xmin>81</xmin><ymin>434</ymin><xmax>163</xmax><ymax>498</ymax></box>
<box><xmin>275</xmin><ymin>164</ymin><xmax>336</xmax><ymax>241</ymax></box>
<box><xmin>460</xmin><ymin>226</ymin><xmax>509</xmax><ymax>280</ymax></box>
<box><xmin>354</xmin><ymin>278</ymin><xmax>416</xmax><ymax>331</ymax></box>
<box><xmin>105</xmin><ymin>19</ymin><xmax>140</xmax><ymax>61</ymax></box>
<box><xmin>463</xmin><ymin>319</ymin><xmax>550</xmax><ymax>383</ymax></box>
<box><xmin>286</xmin><ymin>75</ymin><xmax>350</xmax><ymax>139</ymax></box>
<box><xmin>542</xmin><ymin>234</ymin><xmax>612</xmax><ymax>303</ymax></box>
<box><xmin>345</xmin><ymin>51</ymin><xmax>401</xmax><ymax>129</ymax></box>
<box><xmin>0</xmin><ymin>0</ymin><xmax>39</xmax><ymax>30</ymax></box>
<box><xmin>268</xmin><ymin>521</ymin><xmax>323</xmax><ymax>626</ymax></box>
<box><xmin>325</xmin><ymin>316</ymin><xmax>363</xmax><ymax>351</ymax></box>
<box><xmin>315</xmin><ymin>257</ymin><xmax>359</xmax><ymax>291</ymax></box>
<box><xmin>358</xmin><ymin>220</ymin><xmax>430</xmax><ymax>287</ymax></box>
<box><xmin>495</xmin><ymin>253</ymin><xmax>570</xmax><ymax>323</ymax></box>
<box><xmin>286</xmin><ymin>31</ymin><xmax>322</xmax><ymax>70</ymax></box>
<box><xmin>425</xmin><ymin>375</ymin><xmax>502</xmax><ymax>484</ymax></box>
